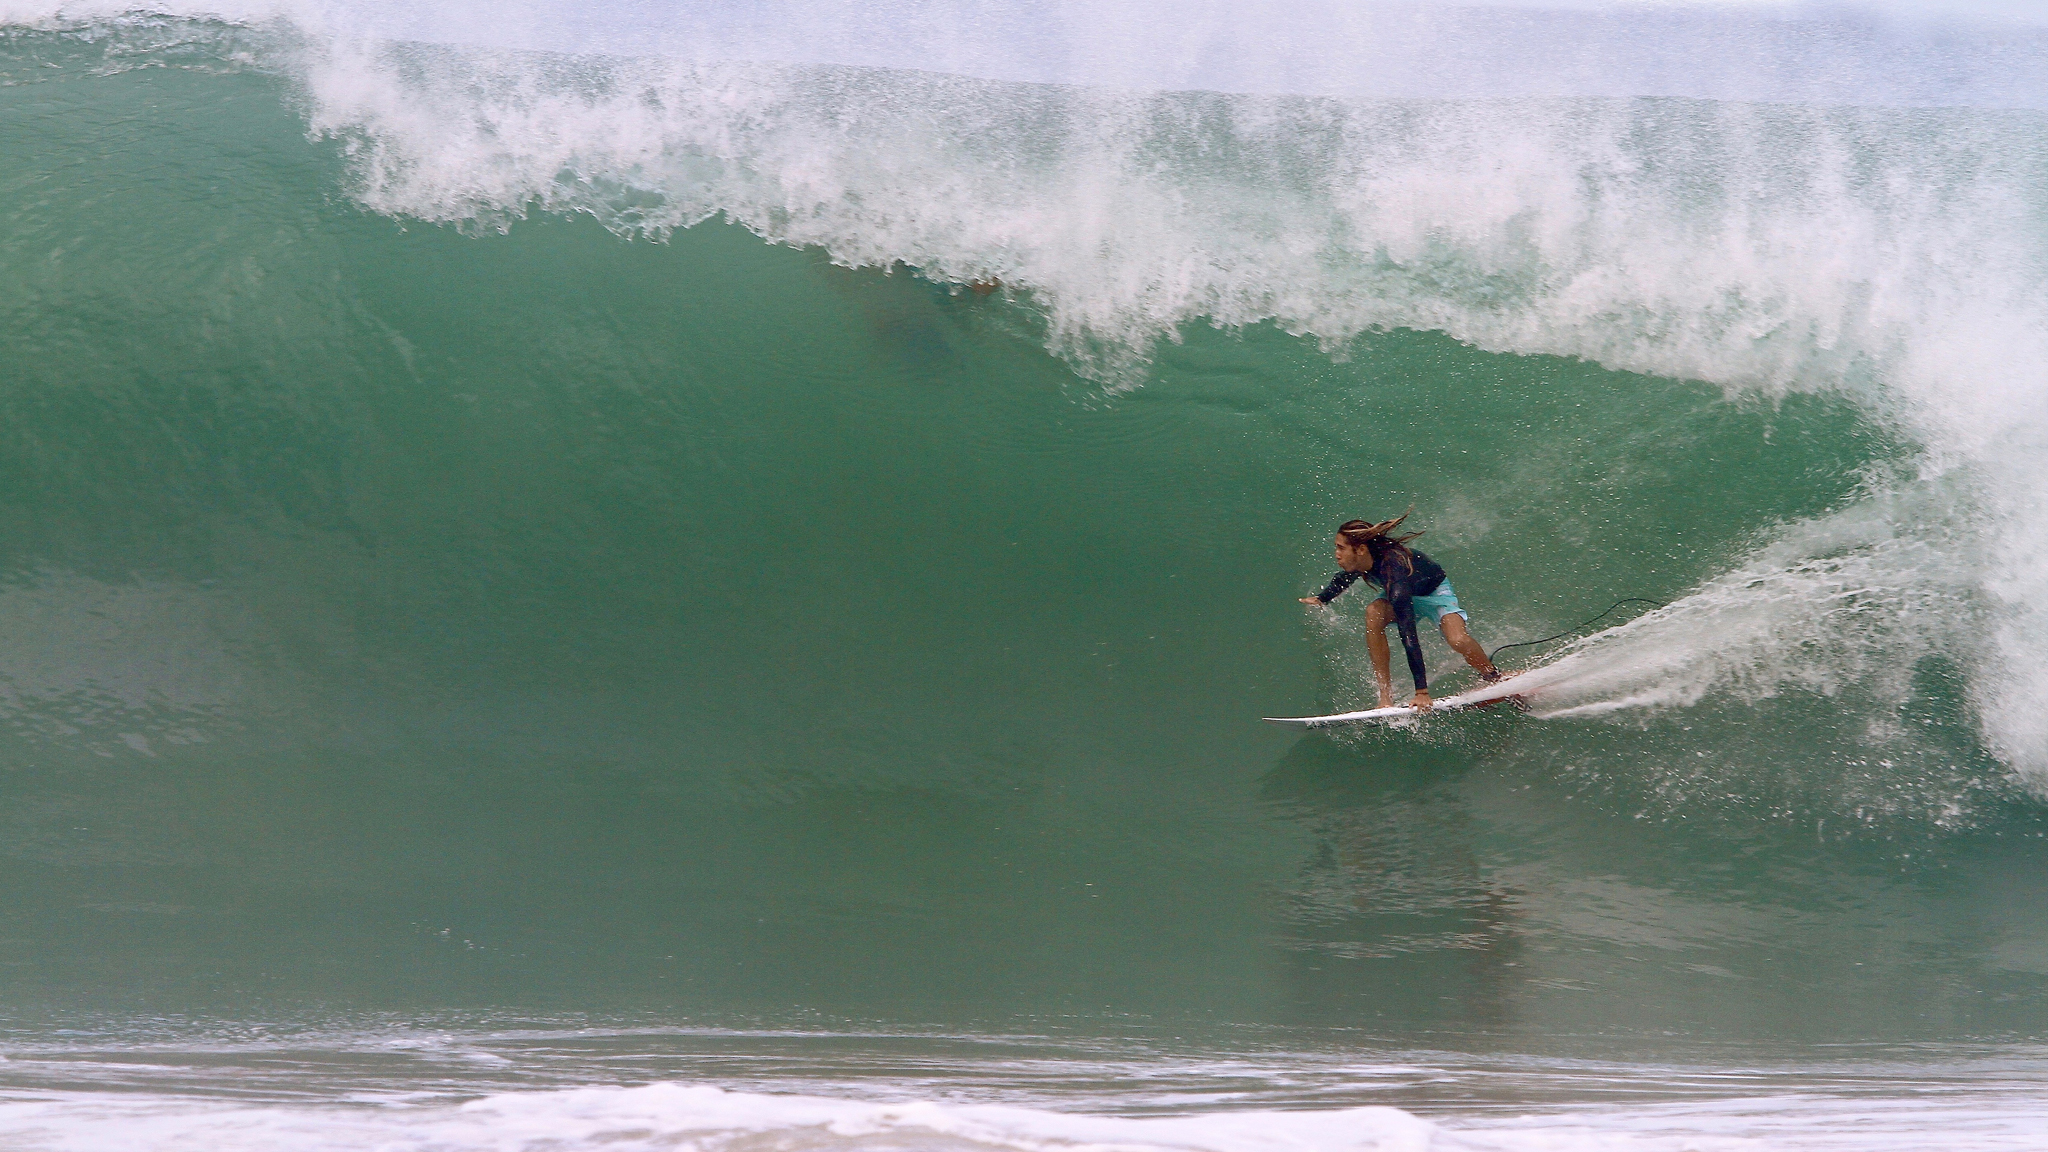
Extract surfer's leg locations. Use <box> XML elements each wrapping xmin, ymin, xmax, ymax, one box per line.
<box><xmin>1365</xmin><ymin>598</ymin><xmax>1397</xmax><ymax>707</ymax></box>
<box><xmin>1439</xmin><ymin>613</ymin><xmax>1504</xmax><ymax>681</ymax></box>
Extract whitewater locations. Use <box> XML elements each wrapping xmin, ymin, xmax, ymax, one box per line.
<box><xmin>4</xmin><ymin>1022</ymin><xmax>2048</xmax><ymax>1151</ymax></box>
<box><xmin>4</xmin><ymin>0</ymin><xmax>2048</xmax><ymax>1148</ymax></box>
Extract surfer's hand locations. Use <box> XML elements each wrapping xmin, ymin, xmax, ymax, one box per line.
<box><xmin>1410</xmin><ymin>690</ymin><xmax>1433</xmax><ymax>711</ymax></box>
<box><xmin>1299</xmin><ymin>597</ymin><xmax>1326</xmax><ymax>606</ymax></box>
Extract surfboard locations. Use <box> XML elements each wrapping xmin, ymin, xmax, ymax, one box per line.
<box><xmin>1263</xmin><ymin>688</ymin><xmax>1525</xmax><ymax>727</ymax></box>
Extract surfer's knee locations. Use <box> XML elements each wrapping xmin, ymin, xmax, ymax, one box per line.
<box><xmin>1366</xmin><ymin>599</ymin><xmax>1393</xmax><ymax>628</ymax></box>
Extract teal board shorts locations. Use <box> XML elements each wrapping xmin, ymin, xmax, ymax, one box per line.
<box><xmin>1406</xmin><ymin>581</ymin><xmax>1466</xmax><ymax>626</ymax></box>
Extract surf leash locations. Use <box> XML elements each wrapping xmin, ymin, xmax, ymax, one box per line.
<box><xmin>1488</xmin><ymin>597</ymin><xmax>1668</xmax><ymax>664</ymax></box>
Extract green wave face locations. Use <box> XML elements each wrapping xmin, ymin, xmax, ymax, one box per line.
<box><xmin>2</xmin><ymin>25</ymin><xmax>2045</xmax><ymax>1049</ymax></box>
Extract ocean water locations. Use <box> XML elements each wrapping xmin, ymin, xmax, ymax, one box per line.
<box><xmin>3</xmin><ymin>2</ymin><xmax>2048</xmax><ymax>1148</ymax></box>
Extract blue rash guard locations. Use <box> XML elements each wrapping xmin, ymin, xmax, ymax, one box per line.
<box><xmin>1314</xmin><ymin>549</ymin><xmax>1450</xmax><ymax>691</ymax></box>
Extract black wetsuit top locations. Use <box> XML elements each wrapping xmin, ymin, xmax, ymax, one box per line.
<box><xmin>1315</xmin><ymin>549</ymin><xmax>1449</xmax><ymax>691</ymax></box>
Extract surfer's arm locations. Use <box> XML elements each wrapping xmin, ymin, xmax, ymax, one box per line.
<box><xmin>1306</xmin><ymin>571</ymin><xmax>1361</xmax><ymax>604</ymax></box>
<box><xmin>1386</xmin><ymin>580</ymin><xmax>1429</xmax><ymax>690</ymax></box>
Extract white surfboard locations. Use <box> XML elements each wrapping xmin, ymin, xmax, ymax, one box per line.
<box><xmin>1264</xmin><ymin>688</ymin><xmax>1525</xmax><ymax>727</ymax></box>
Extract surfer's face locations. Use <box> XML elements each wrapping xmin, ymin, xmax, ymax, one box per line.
<box><xmin>1334</xmin><ymin>536</ymin><xmax>1371</xmax><ymax>572</ymax></box>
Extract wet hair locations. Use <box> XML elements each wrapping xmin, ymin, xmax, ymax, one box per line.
<box><xmin>1337</xmin><ymin>510</ymin><xmax>1424</xmax><ymax>575</ymax></box>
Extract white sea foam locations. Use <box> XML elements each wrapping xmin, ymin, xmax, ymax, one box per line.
<box><xmin>2</xmin><ymin>1079</ymin><xmax>2047</xmax><ymax>1152</ymax></box>
<box><xmin>4</xmin><ymin>1024</ymin><xmax>2047</xmax><ymax>1151</ymax></box>
<box><xmin>5</xmin><ymin>1</ymin><xmax>2047</xmax><ymax>782</ymax></box>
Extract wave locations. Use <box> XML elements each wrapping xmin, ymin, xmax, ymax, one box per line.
<box><xmin>4</xmin><ymin>2</ymin><xmax>2048</xmax><ymax>790</ymax></box>
<box><xmin>279</xmin><ymin>11</ymin><xmax>2048</xmax><ymax>786</ymax></box>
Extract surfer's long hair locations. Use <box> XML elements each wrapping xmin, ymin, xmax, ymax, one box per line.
<box><xmin>1338</xmin><ymin>511</ymin><xmax>1424</xmax><ymax>576</ymax></box>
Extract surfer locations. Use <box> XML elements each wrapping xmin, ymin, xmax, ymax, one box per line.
<box><xmin>1299</xmin><ymin>513</ymin><xmax>1509</xmax><ymax>711</ymax></box>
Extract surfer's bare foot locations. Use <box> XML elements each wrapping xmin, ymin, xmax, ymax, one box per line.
<box><xmin>1483</xmin><ymin>668</ymin><xmax>1522</xmax><ymax>684</ymax></box>
<box><xmin>1410</xmin><ymin>690</ymin><xmax>1432</xmax><ymax>711</ymax></box>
